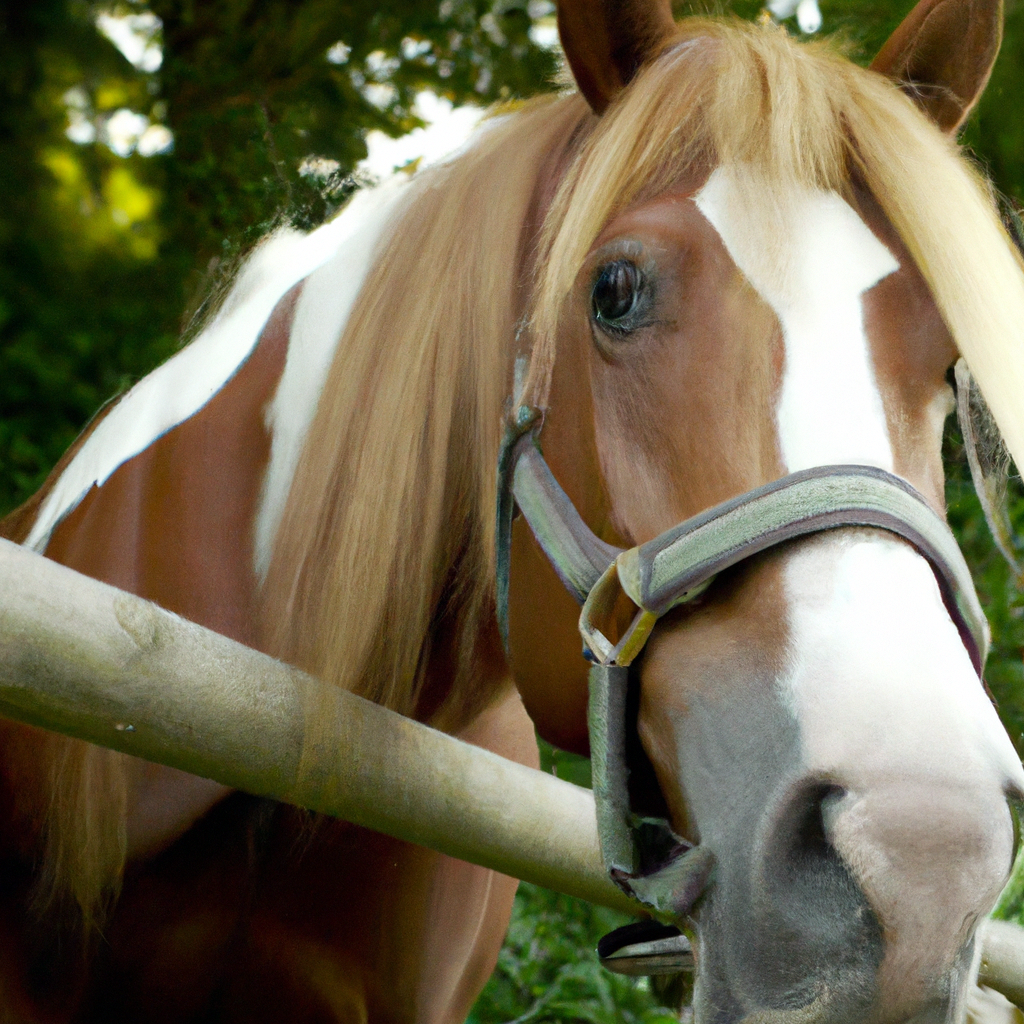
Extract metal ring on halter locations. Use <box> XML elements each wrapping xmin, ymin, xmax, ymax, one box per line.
<box><xmin>580</xmin><ymin>559</ymin><xmax>713</xmax><ymax>669</ymax></box>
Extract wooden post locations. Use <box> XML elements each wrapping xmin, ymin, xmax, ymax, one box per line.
<box><xmin>979</xmin><ymin>920</ymin><xmax>1024</xmax><ymax>1008</ymax></box>
<box><xmin>0</xmin><ymin>536</ymin><xmax>1022</xmax><ymax>1007</ymax></box>
<box><xmin>0</xmin><ymin>537</ymin><xmax>634</xmax><ymax>915</ymax></box>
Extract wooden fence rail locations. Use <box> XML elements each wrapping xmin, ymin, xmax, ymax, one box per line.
<box><xmin>0</xmin><ymin>537</ymin><xmax>1021</xmax><ymax>1007</ymax></box>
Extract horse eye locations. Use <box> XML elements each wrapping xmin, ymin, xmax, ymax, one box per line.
<box><xmin>591</xmin><ymin>259</ymin><xmax>646</xmax><ymax>331</ymax></box>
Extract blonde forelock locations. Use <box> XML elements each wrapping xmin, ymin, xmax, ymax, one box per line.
<box><xmin>525</xmin><ymin>19</ymin><xmax>1024</xmax><ymax>477</ymax></box>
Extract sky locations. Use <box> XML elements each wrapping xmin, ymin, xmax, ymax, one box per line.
<box><xmin>359</xmin><ymin>91</ymin><xmax>486</xmax><ymax>178</ymax></box>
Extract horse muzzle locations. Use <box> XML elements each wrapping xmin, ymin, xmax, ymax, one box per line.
<box><xmin>682</xmin><ymin>771</ymin><xmax>1014</xmax><ymax>1024</ymax></box>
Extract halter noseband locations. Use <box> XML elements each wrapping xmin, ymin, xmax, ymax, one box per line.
<box><xmin>495</xmin><ymin>388</ymin><xmax>989</xmax><ymax>936</ymax></box>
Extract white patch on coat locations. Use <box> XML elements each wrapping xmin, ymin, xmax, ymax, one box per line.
<box><xmin>694</xmin><ymin>164</ymin><xmax>899</xmax><ymax>473</ymax></box>
<box><xmin>25</xmin><ymin>175</ymin><xmax>411</xmax><ymax>555</ymax></box>
<box><xmin>253</xmin><ymin>177</ymin><xmax>410</xmax><ymax>578</ymax></box>
<box><xmin>783</xmin><ymin>535</ymin><xmax>1022</xmax><ymax>787</ymax></box>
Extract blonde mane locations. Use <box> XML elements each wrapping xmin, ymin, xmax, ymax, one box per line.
<box><xmin>261</xmin><ymin>95</ymin><xmax>590</xmax><ymax>740</ymax></box>
<box><xmin>264</xmin><ymin>17</ymin><xmax>1024</xmax><ymax>760</ymax></box>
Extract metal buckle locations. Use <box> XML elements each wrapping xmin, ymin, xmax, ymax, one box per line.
<box><xmin>579</xmin><ymin>559</ymin><xmax>657</xmax><ymax>668</ymax></box>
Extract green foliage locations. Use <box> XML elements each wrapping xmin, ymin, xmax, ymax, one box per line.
<box><xmin>471</xmin><ymin>743</ymin><xmax>689</xmax><ymax>1023</ymax></box>
<box><xmin>963</xmin><ymin>0</ymin><xmax>1024</xmax><ymax>210</ymax></box>
<box><xmin>148</xmin><ymin>0</ymin><xmax>557</xmax><ymax>254</ymax></box>
<box><xmin>994</xmin><ymin>847</ymin><xmax>1024</xmax><ymax>923</ymax></box>
<box><xmin>540</xmin><ymin>735</ymin><xmax>594</xmax><ymax>789</ymax></box>
<box><xmin>944</xmin><ymin>421</ymin><xmax>1024</xmax><ymax>929</ymax></box>
<box><xmin>0</xmin><ymin>3</ymin><xmax>182</xmax><ymax>509</ymax></box>
<box><xmin>469</xmin><ymin>883</ymin><xmax>681</xmax><ymax>1024</ymax></box>
<box><xmin>945</xmin><ymin>426</ymin><xmax>1024</xmax><ymax>763</ymax></box>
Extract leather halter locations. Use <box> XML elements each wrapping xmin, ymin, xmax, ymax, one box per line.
<box><xmin>495</xmin><ymin>390</ymin><xmax>989</xmax><ymax>927</ymax></box>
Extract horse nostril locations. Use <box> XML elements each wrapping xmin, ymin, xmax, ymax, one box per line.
<box><xmin>775</xmin><ymin>780</ymin><xmax>847</xmax><ymax>873</ymax></box>
<box><xmin>724</xmin><ymin>779</ymin><xmax>882</xmax><ymax>1010</ymax></box>
<box><xmin>758</xmin><ymin>779</ymin><xmax>876</xmax><ymax>934</ymax></box>
<box><xmin>813</xmin><ymin>780</ymin><xmax>1017</xmax><ymax>1019</ymax></box>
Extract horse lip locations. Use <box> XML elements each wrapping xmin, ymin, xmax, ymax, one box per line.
<box><xmin>733</xmin><ymin>993</ymin><xmax>831</xmax><ymax>1024</ymax></box>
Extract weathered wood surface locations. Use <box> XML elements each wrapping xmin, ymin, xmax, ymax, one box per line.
<box><xmin>0</xmin><ymin>536</ymin><xmax>634</xmax><ymax>915</ymax></box>
<box><xmin>0</xmin><ymin>535</ymin><xmax>1022</xmax><ymax>1006</ymax></box>
<box><xmin>979</xmin><ymin>920</ymin><xmax>1024</xmax><ymax>1008</ymax></box>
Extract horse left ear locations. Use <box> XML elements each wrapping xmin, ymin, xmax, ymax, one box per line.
<box><xmin>870</xmin><ymin>0</ymin><xmax>1002</xmax><ymax>133</ymax></box>
<box><xmin>557</xmin><ymin>0</ymin><xmax>678</xmax><ymax>114</ymax></box>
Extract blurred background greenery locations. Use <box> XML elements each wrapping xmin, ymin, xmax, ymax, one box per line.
<box><xmin>2</xmin><ymin>0</ymin><xmax>1024</xmax><ymax>1019</ymax></box>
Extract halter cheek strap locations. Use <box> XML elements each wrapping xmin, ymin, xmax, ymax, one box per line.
<box><xmin>496</xmin><ymin>400</ymin><xmax>989</xmax><ymax>927</ymax></box>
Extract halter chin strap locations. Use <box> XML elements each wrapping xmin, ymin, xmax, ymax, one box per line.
<box><xmin>495</xmin><ymin>400</ymin><xmax>989</xmax><ymax>925</ymax></box>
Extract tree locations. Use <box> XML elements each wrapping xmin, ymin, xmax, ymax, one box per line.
<box><xmin>0</xmin><ymin>0</ymin><xmax>557</xmax><ymax>513</ymax></box>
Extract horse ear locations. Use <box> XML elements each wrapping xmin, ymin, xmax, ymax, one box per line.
<box><xmin>557</xmin><ymin>0</ymin><xmax>677</xmax><ymax>114</ymax></box>
<box><xmin>870</xmin><ymin>0</ymin><xmax>1002</xmax><ymax>133</ymax></box>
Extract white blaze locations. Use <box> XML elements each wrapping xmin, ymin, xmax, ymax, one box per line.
<box><xmin>695</xmin><ymin>164</ymin><xmax>898</xmax><ymax>473</ymax></box>
<box><xmin>692</xmin><ymin>166</ymin><xmax>1022</xmax><ymax>1005</ymax></box>
<box><xmin>783</xmin><ymin>535</ymin><xmax>1023</xmax><ymax>784</ymax></box>
<box><xmin>694</xmin><ymin>161</ymin><xmax>1023</xmax><ymax>792</ymax></box>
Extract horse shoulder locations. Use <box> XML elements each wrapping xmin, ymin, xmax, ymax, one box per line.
<box><xmin>44</xmin><ymin>283</ymin><xmax>299</xmax><ymax>644</ymax></box>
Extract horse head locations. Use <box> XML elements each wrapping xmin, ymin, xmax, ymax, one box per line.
<box><xmin>506</xmin><ymin>1</ymin><xmax>1024</xmax><ymax>1020</ymax></box>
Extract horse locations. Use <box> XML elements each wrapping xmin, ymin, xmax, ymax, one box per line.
<box><xmin>2</xmin><ymin>0</ymin><xmax>1024</xmax><ymax>1019</ymax></box>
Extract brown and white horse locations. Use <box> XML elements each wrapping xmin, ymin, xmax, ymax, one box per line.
<box><xmin>3</xmin><ymin>0</ymin><xmax>1024</xmax><ymax>1020</ymax></box>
